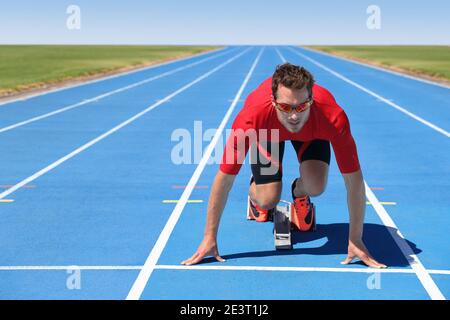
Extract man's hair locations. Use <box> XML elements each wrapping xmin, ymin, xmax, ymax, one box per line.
<box><xmin>271</xmin><ymin>63</ymin><xmax>315</xmax><ymax>98</ymax></box>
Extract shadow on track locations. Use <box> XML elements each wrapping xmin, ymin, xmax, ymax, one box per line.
<box><xmin>199</xmin><ymin>223</ymin><xmax>420</xmax><ymax>267</ymax></box>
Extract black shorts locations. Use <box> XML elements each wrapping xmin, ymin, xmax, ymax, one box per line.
<box><xmin>251</xmin><ymin>139</ymin><xmax>330</xmax><ymax>185</ymax></box>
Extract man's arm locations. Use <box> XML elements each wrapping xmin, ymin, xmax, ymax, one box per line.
<box><xmin>181</xmin><ymin>170</ymin><xmax>236</xmax><ymax>265</ymax></box>
<box><xmin>342</xmin><ymin>169</ymin><xmax>386</xmax><ymax>268</ymax></box>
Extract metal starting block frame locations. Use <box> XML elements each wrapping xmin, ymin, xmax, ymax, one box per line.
<box><xmin>273</xmin><ymin>200</ymin><xmax>293</xmax><ymax>250</ymax></box>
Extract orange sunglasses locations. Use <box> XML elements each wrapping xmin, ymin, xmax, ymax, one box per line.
<box><xmin>272</xmin><ymin>95</ymin><xmax>313</xmax><ymax>113</ymax></box>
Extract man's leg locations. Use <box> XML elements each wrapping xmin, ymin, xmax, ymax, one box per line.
<box><xmin>293</xmin><ymin>160</ymin><xmax>329</xmax><ymax>198</ymax></box>
<box><xmin>249</xmin><ymin>180</ymin><xmax>282</xmax><ymax>210</ymax></box>
<box><xmin>291</xmin><ymin>139</ymin><xmax>331</xmax><ymax>198</ymax></box>
<box><xmin>290</xmin><ymin>140</ymin><xmax>330</xmax><ymax>231</ymax></box>
<box><xmin>249</xmin><ymin>141</ymin><xmax>285</xmax><ymax>211</ymax></box>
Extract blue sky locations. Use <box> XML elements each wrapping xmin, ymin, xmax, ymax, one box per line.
<box><xmin>0</xmin><ymin>0</ymin><xmax>449</xmax><ymax>45</ymax></box>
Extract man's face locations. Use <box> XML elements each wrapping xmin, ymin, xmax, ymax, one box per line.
<box><xmin>273</xmin><ymin>84</ymin><xmax>311</xmax><ymax>133</ymax></box>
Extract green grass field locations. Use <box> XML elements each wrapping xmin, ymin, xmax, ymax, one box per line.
<box><xmin>0</xmin><ymin>45</ymin><xmax>219</xmax><ymax>96</ymax></box>
<box><xmin>307</xmin><ymin>46</ymin><xmax>450</xmax><ymax>81</ymax></box>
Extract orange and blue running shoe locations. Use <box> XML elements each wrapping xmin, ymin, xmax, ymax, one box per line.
<box><xmin>247</xmin><ymin>176</ymin><xmax>274</xmax><ymax>222</ymax></box>
<box><xmin>247</xmin><ymin>196</ymin><xmax>274</xmax><ymax>222</ymax></box>
<box><xmin>291</xmin><ymin>178</ymin><xmax>316</xmax><ymax>231</ymax></box>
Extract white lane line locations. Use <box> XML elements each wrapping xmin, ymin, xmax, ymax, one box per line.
<box><xmin>301</xmin><ymin>46</ymin><xmax>450</xmax><ymax>90</ymax></box>
<box><xmin>0</xmin><ymin>48</ymin><xmax>237</xmax><ymax>134</ymax></box>
<box><xmin>156</xmin><ymin>265</ymin><xmax>412</xmax><ymax>273</ymax></box>
<box><xmin>162</xmin><ymin>200</ymin><xmax>203</xmax><ymax>203</ymax></box>
<box><xmin>0</xmin><ymin>48</ymin><xmax>251</xmax><ymax>202</ymax></box>
<box><xmin>1</xmin><ymin>264</ymin><xmax>449</xmax><ymax>276</ymax></box>
<box><xmin>429</xmin><ymin>270</ymin><xmax>450</xmax><ymax>275</ymax></box>
<box><xmin>126</xmin><ymin>47</ymin><xmax>265</xmax><ymax>301</ymax></box>
<box><xmin>158</xmin><ymin>265</ymin><xmax>450</xmax><ymax>276</ymax></box>
<box><xmin>0</xmin><ymin>266</ymin><xmax>142</xmax><ymax>270</ymax></box>
<box><xmin>365</xmin><ymin>183</ymin><xmax>445</xmax><ymax>300</ymax></box>
<box><xmin>286</xmin><ymin>47</ymin><xmax>450</xmax><ymax>138</ymax></box>
<box><xmin>0</xmin><ymin>47</ymin><xmax>229</xmax><ymax>107</ymax></box>
<box><xmin>275</xmin><ymin>47</ymin><xmax>287</xmax><ymax>63</ymax></box>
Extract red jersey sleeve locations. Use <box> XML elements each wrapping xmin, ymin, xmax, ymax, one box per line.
<box><xmin>219</xmin><ymin>109</ymin><xmax>256</xmax><ymax>175</ymax></box>
<box><xmin>329</xmin><ymin>111</ymin><xmax>361</xmax><ymax>174</ymax></box>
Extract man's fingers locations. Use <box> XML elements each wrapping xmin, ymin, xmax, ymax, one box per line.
<box><xmin>189</xmin><ymin>253</ymin><xmax>207</xmax><ymax>265</ymax></box>
<box><xmin>181</xmin><ymin>252</ymin><xmax>200</xmax><ymax>265</ymax></box>
<box><xmin>367</xmin><ymin>257</ymin><xmax>387</xmax><ymax>269</ymax></box>
<box><xmin>181</xmin><ymin>255</ymin><xmax>195</xmax><ymax>265</ymax></box>
<box><xmin>181</xmin><ymin>257</ymin><xmax>193</xmax><ymax>265</ymax></box>
<box><xmin>341</xmin><ymin>255</ymin><xmax>354</xmax><ymax>265</ymax></box>
<box><xmin>361</xmin><ymin>255</ymin><xmax>387</xmax><ymax>269</ymax></box>
<box><xmin>182</xmin><ymin>243</ymin><xmax>226</xmax><ymax>266</ymax></box>
<box><xmin>344</xmin><ymin>242</ymin><xmax>387</xmax><ymax>268</ymax></box>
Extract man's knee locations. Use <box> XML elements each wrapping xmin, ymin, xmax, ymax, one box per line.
<box><xmin>306</xmin><ymin>182</ymin><xmax>326</xmax><ymax>197</ymax></box>
<box><xmin>257</xmin><ymin>195</ymin><xmax>280</xmax><ymax>210</ymax></box>
<box><xmin>252</xmin><ymin>184</ymin><xmax>281</xmax><ymax>209</ymax></box>
<box><xmin>300</xmin><ymin>160</ymin><xmax>329</xmax><ymax>197</ymax></box>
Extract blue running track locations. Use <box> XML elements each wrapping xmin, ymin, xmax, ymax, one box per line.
<box><xmin>0</xmin><ymin>46</ymin><xmax>448</xmax><ymax>300</ymax></box>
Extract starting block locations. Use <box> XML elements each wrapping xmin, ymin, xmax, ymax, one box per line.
<box><xmin>273</xmin><ymin>200</ymin><xmax>294</xmax><ymax>250</ymax></box>
<box><xmin>247</xmin><ymin>196</ymin><xmax>316</xmax><ymax>250</ymax></box>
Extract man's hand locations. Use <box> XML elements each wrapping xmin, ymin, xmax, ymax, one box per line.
<box><xmin>342</xmin><ymin>170</ymin><xmax>386</xmax><ymax>268</ymax></box>
<box><xmin>181</xmin><ymin>171</ymin><xmax>234</xmax><ymax>266</ymax></box>
<box><xmin>181</xmin><ymin>236</ymin><xmax>225</xmax><ymax>266</ymax></box>
<box><xmin>341</xmin><ymin>239</ymin><xmax>387</xmax><ymax>268</ymax></box>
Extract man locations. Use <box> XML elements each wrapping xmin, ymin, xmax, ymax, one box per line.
<box><xmin>182</xmin><ymin>63</ymin><xmax>386</xmax><ymax>268</ymax></box>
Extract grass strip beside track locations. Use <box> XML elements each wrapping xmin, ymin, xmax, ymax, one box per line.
<box><xmin>0</xmin><ymin>45</ymin><xmax>219</xmax><ymax>96</ymax></box>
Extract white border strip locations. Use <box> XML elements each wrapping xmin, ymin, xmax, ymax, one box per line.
<box><xmin>365</xmin><ymin>182</ymin><xmax>445</xmax><ymax>300</ymax></box>
<box><xmin>0</xmin><ymin>264</ymin><xmax>449</xmax><ymax>275</ymax></box>
<box><xmin>301</xmin><ymin>46</ymin><xmax>450</xmax><ymax>89</ymax></box>
<box><xmin>0</xmin><ymin>48</ymin><xmax>251</xmax><ymax>201</ymax></box>
<box><xmin>0</xmin><ymin>48</ymin><xmax>236</xmax><ymax>133</ymax></box>
<box><xmin>0</xmin><ymin>46</ymin><xmax>229</xmax><ymax>107</ymax></box>
<box><xmin>126</xmin><ymin>47</ymin><xmax>265</xmax><ymax>300</ymax></box>
<box><xmin>286</xmin><ymin>47</ymin><xmax>450</xmax><ymax>138</ymax></box>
